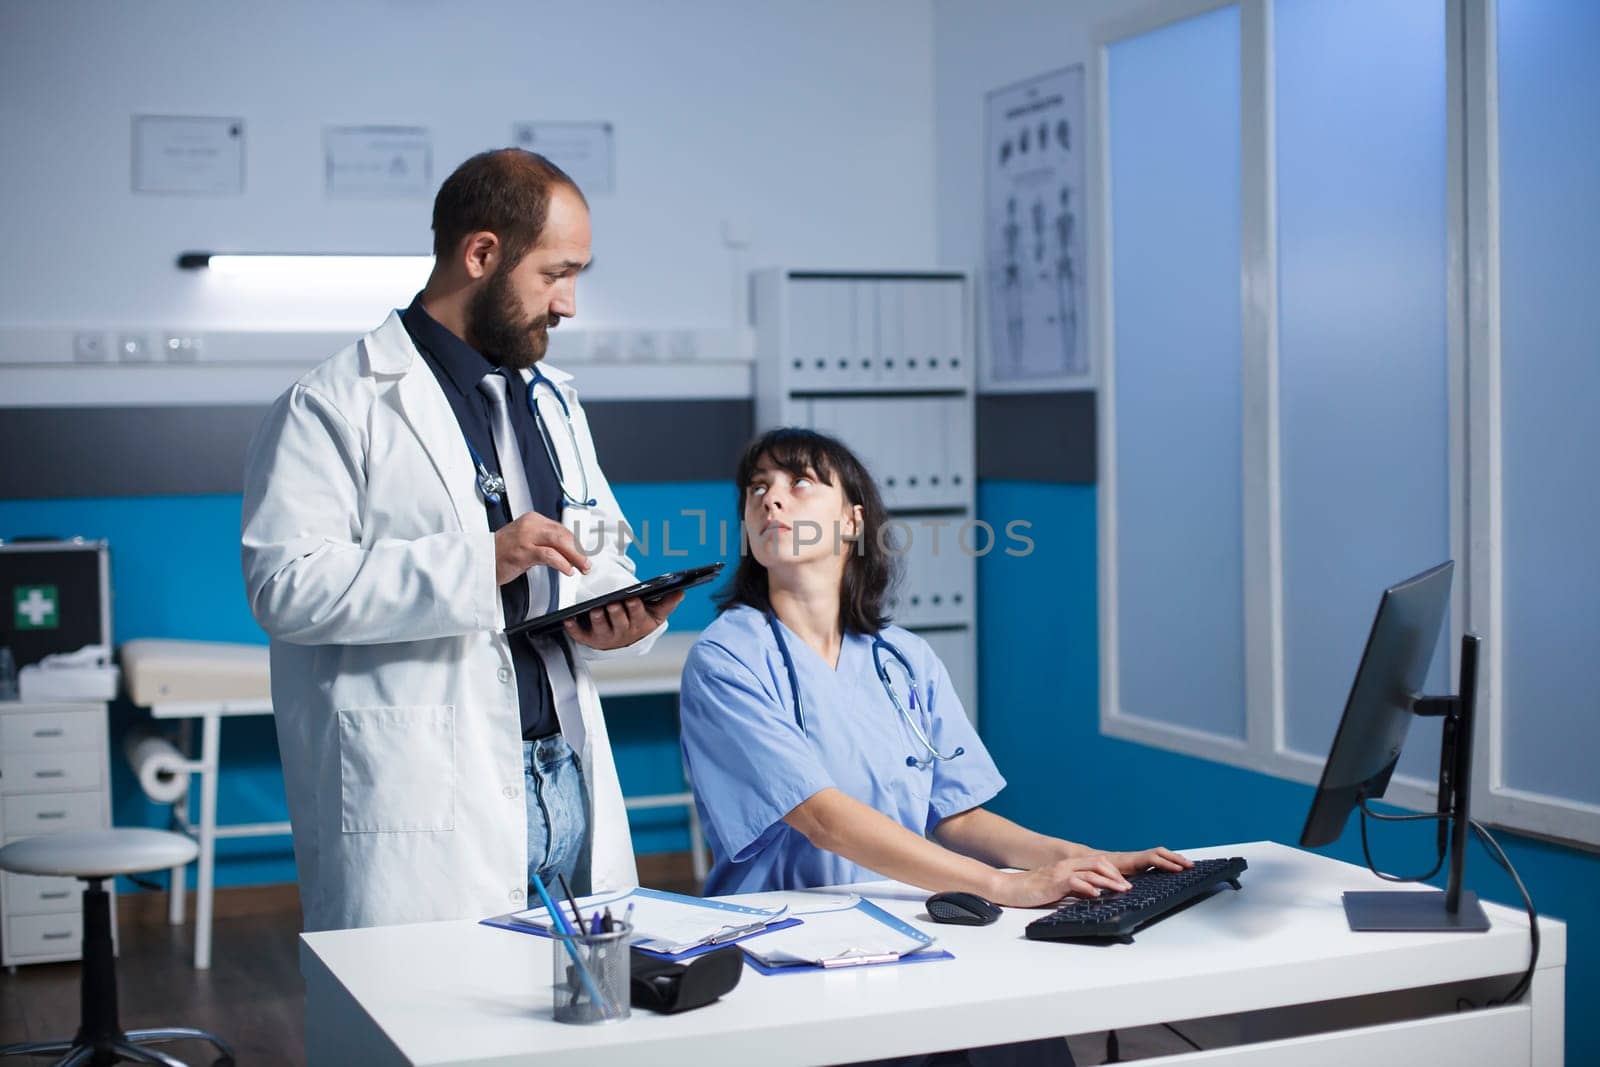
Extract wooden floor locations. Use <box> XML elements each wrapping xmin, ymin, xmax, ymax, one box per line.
<box><xmin>1</xmin><ymin>854</ymin><xmax>1206</xmax><ymax>1065</ymax></box>
<box><xmin>1</xmin><ymin>885</ymin><xmax>306</xmax><ymax>1064</ymax></box>
<box><xmin>1</xmin><ymin>854</ymin><xmax>701</xmax><ymax>1066</ymax></box>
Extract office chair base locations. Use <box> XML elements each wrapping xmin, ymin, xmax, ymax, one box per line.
<box><xmin>1</xmin><ymin>1024</ymin><xmax>235</xmax><ymax>1066</ymax></box>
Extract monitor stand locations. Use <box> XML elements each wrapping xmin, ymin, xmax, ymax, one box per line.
<box><xmin>1344</xmin><ymin>888</ymin><xmax>1489</xmax><ymax>932</ymax></box>
<box><xmin>1344</xmin><ymin>634</ymin><xmax>1491</xmax><ymax>934</ymax></box>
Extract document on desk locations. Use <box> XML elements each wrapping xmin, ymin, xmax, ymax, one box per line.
<box><xmin>708</xmin><ymin>890</ymin><xmax>862</xmax><ymax>916</ymax></box>
<box><xmin>503</xmin><ymin>887</ymin><xmax>794</xmax><ymax>957</ymax></box>
<box><xmin>738</xmin><ymin>898</ymin><xmax>945</xmax><ymax>972</ymax></box>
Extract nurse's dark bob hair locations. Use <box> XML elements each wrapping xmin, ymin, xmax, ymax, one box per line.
<box><xmin>715</xmin><ymin>428</ymin><xmax>897</xmax><ymax>635</ymax></box>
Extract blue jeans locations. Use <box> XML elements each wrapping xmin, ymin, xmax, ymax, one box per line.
<box><xmin>524</xmin><ymin>734</ymin><xmax>590</xmax><ymax>896</ymax></box>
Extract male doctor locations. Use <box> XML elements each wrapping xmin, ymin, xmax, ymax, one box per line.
<box><xmin>242</xmin><ymin>149</ymin><xmax>682</xmax><ymax>931</ymax></box>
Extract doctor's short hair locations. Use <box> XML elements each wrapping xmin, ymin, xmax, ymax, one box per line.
<box><xmin>715</xmin><ymin>428</ymin><xmax>898</xmax><ymax>635</ymax></box>
<box><xmin>431</xmin><ymin>148</ymin><xmax>587</xmax><ymax>266</ymax></box>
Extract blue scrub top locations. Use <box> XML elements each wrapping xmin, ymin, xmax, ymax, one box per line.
<box><xmin>679</xmin><ymin>605</ymin><xmax>1005</xmax><ymax>896</ymax></box>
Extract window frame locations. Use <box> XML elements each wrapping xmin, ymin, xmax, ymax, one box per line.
<box><xmin>1094</xmin><ymin>0</ymin><xmax>1598</xmax><ymax>850</ymax></box>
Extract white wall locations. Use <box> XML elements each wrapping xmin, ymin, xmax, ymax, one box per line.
<box><xmin>931</xmin><ymin>0</ymin><xmax>1141</xmax><ymax>285</ymax></box>
<box><xmin>0</xmin><ymin>0</ymin><xmax>937</xmax><ymax>335</ymax></box>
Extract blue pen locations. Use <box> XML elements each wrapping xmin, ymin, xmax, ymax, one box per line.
<box><xmin>530</xmin><ymin>873</ymin><xmax>612</xmax><ymax>1018</ymax></box>
<box><xmin>590</xmin><ymin>910</ymin><xmax>603</xmax><ymax>937</ymax></box>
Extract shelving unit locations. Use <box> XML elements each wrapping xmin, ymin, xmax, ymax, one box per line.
<box><xmin>751</xmin><ymin>269</ymin><xmax>979</xmax><ymax>721</ymax></box>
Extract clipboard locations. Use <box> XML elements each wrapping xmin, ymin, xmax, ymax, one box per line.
<box><xmin>480</xmin><ymin>885</ymin><xmax>799</xmax><ymax>961</ymax></box>
<box><xmin>506</xmin><ymin>562</ymin><xmax>724</xmax><ymax>639</ymax></box>
<box><xmin>480</xmin><ymin>912</ymin><xmax>801</xmax><ymax>961</ymax></box>
<box><xmin>742</xmin><ymin>946</ymin><xmax>954</xmax><ymax>976</ymax></box>
<box><xmin>736</xmin><ymin>898</ymin><xmax>952</xmax><ymax>974</ymax></box>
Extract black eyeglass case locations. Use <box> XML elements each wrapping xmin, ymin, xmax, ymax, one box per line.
<box><xmin>629</xmin><ymin>945</ymin><xmax>744</xmax><ymax>1014</ymax></box>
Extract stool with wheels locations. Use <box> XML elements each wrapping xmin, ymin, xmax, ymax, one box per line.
<box><xmin>0</xmin><ymin>829</ymin><xmax>234</xmax><ymax>1067</ymax></box>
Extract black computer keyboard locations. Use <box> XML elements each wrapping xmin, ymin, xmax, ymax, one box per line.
<box><xmin>1024</xmin><ymin>856</ymin><xmax>1247</xmax><ymax>944</ymax></box>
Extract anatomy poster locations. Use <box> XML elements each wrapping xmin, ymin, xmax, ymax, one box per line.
<box><xmin>984</xmin><ymin>66</ymin><xmax>1089</xmax><ymax>388</ymax></box>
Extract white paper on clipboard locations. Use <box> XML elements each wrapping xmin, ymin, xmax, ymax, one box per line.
<box><xmin>512</xmin><ymin>886</ymin><xmax>787</xmax><ymax>955</ymax></box>
<box><xmin>738</xmin><ymin>898</ymin><xmax>936</xmax><ymax>969</ymax></box>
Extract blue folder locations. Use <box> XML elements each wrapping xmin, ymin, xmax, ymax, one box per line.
<box><xmin>480</xmin><ymin>886</ymin><xmax>802</xmax><ymax>961</ymax></box>
<box><xmin>743</xmin><ymin>947</ymin><xmax>954</xmax><ymax>976</ymax></box>
<box><xmin>737</xmin><ymin>898</ymin><xmax>955</xmax><ymax>974</ymax></box>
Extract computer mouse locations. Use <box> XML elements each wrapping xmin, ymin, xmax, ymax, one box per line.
<box><xmin>925</xmin><ymin>891</ymin><xmax>1002</xmax><ymax>926</ymax></box>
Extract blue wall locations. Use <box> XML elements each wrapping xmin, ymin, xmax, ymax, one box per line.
<box><xmin>976</xmin><ymin>480</ymin><xmax>1596</xmax><ymax>1066</ymax></box>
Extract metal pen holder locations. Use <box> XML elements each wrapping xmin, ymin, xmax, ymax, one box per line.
<box><xmin>549</xmin><ymin>921</ymin><xmax>633</xmax><ymax>1024</ymax></box>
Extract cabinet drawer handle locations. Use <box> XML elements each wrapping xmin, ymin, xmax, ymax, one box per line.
<box><xmin>41</xmin><ymin>931</ymin><xmax>73</xmax><ymax>941</ymax></box>
<box><xmin>41</xmin><ymin>891</ymin><xmax>70</xmax><ymax>900</ymax></box>
<box><xmin>33</xmin><ymin>728</ymin><xmax>65</xmax><ymax>738</ymax></box>
<box><xmin>35</xmin><ymin>770</ymin><xmax>67</xmax><ymax>779</ymax></box>
<box><xmin>36</xmin><ymin>811</ymin><xmax>68</xmax><ymax>820</ymax></box>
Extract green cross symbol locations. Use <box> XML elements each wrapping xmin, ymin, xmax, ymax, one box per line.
<box><xmin>15</xmin><ymin>585</ymin><xmax>59</xmax><ymax>630</ymax></box>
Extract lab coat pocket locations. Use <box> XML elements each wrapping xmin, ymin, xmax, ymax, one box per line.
<box><xmin>337</xmin><ymin>705</ymin><xmax>456</xmax><ymax>833</ymax></box>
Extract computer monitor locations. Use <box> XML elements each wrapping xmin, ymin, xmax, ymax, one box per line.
<box><xmin>1298</xmin><ymin>560</ymin><xmax>1490</xmax><ymax>932</ymax></box>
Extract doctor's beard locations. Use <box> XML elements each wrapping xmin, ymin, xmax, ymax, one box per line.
<box><xmin>466</xmin><ymin>267</ymin><xmax>554</xmax><ymax>370</ymax></box>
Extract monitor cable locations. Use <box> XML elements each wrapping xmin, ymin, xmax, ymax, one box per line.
<box><xmin>1466</xmin><ymin>818</ymin><xmax>1539</xmax><ymax>1007</ymax></box>
<box><xmin>1357</xmin><ymin>799</ymin><xmax>1446</xmax><ymax>882</ymax></box>
<box><xmin>1357</xmin><ymin>800</ymin><xmax>1539</xmax><ymax>1008</ymax></box>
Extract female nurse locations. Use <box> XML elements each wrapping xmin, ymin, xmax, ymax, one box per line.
<box><xmin>678</xmin><ymin>427</ymin><xmax>1190</xmax><ymax>910</ymax></box>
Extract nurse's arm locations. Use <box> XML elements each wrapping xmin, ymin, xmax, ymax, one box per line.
<box><xmin>783</xmin><ymin>788</ymin><xmax>1131</xmax><ymax>908</ymax></box>
<box><xmin>931</xmin><ymin>806</ymin><xmax>1087</xmax><ymax>868</ymax></box>
<box><xmin>935</xmin><ymin>807</ymin><xmax>1193</xmax><ymax>878</ymax></box>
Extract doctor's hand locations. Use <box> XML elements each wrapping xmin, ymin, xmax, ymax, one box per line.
<box><xmin>563</xmin><ymin>590</ymin><xmax>685</xmax><ymax>651</ymax></box>
<box><xmin>990</xmin><ymin>854</ymin><xmax>1135</xmax><ymax>908</ymax></box>
<box><xmin>494</xmin><ymin>513</ymin><xmax>590</xmax><ymax>586</ymax></box>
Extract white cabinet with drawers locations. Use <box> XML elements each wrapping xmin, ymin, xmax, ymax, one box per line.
<box><xmin>0</xmin><ymin>701</ymin><xmax>113</xmax><ymax>967</ymax></box>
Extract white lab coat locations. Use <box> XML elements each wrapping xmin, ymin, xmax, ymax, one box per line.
<box><xmin>241</xmin><ymin>310</ymin><xmax>653</xmax><ymax>932</ymax></box>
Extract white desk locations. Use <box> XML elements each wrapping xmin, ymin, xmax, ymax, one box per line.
<box><xmin>299</xmin><ymin>842</ymin><xmax>1565</xmax><ymax>1066</ymax></box>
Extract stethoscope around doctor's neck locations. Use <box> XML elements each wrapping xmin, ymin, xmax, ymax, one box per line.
<box><xmin>765</xmin><ymin>614</ymin><xmax>964</xmax><ymax>771</ymax></box>
<box><xmin>465</xmin><ymin>365</ymin><xmax>597</xmax><ymax>510</ymax></box>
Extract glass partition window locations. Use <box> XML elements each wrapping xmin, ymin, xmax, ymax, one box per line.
<box><xmin>1274</xmin><ymin>0</ymin><xmax>1451</xmax><ymax>782</ymax></box>
<box><xmin>1106</xmin><ymin>4</ymin><xmax>1247</xmax><ymax>742</ymax></box>
<box><xmin>1097</xmin><ymin>0</ymin><xmax>1600</xmax><ymax>847</ymax></box>
<box><xmin>1493</xmin><ymin>0</ymin><xmax>1600</xmax><ymax>819</ymax></box>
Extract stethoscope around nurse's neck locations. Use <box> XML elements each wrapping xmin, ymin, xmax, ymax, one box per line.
<box><xmin>765</xmin><ymin>613</ymin><xmax>965</xmax><ymax>770</ymax></box>
<box><xmin>464</xmin><ymin>366</ymin><xmax>597</xmax><ymax>510</ymax></box>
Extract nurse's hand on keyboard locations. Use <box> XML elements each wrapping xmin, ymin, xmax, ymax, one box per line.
<box><xmin>991</xmin><ymin>854</ymin><xmax>1134</xmax><ymax>908</ymax></box>
<box><xmin>1105</xmin><ymin>847</ymin><xmax>1192</xmax><ymax>877</ymax></box>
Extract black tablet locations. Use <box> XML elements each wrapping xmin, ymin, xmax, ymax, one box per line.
<box><xmin>506</xmin><ymin>562</ymin><xmax>725</xmax><ymax>639</ymax></box>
